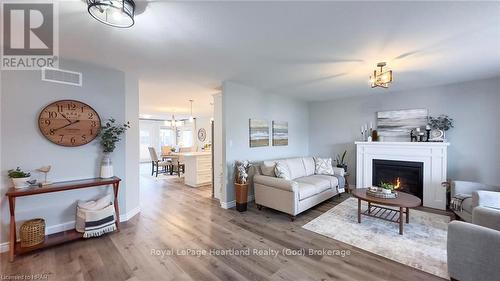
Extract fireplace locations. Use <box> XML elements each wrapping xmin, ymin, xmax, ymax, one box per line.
<box><xmin>372</xmin><ymin>159</ymin><xmax>424</xmax><ymax>201</ymax></box>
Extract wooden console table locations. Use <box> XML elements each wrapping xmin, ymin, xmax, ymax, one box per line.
<box><xmin>5</xmin><ymin>177</ymin><xmax>121</xmax><ymax>262</ymax></box>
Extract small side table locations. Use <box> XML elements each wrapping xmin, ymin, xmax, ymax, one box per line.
<box><xmin>344</xmin><ymin>172</ymin><xmax>351</xmax><ymax>193</ymax></box>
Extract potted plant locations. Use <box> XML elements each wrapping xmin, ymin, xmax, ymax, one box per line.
<box><xmin>428</xmin><ymin>115</ymin><xmax>454</xmax><ymax>140</ymax></box>
<box><xmin>234</xmin><ymin>160</ymin><xmax>252</xmax><ymax>212</ymax></box>
<box><xmin>335</xmin><ymin>150</ymin><xmax>348</xmax><ymax>172</ymax></box>
<box><xmin>99</xmin><ymin>118</ymin><xmax>130</xmax><ymax>178</ymax></box>
<box><xmin>8</xmin><ymin>167</ymin><xmax>31</xmax><ymax>189</ymax></box>
<box><xmin>379</xmin><ymin>182</ymin><xmax>396</xmax><ymax>194</ymax></box>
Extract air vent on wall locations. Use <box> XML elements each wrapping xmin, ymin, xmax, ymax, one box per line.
<box><xmin>42</xmin><ymin>67</ymin><xmax>82</xmax><ymax>87</ymax></box>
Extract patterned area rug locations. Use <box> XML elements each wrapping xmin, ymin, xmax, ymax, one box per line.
<box><xmin>303</xmin><ymin>197</ymin><xmax>449</xmax><ymax>279</ymax></box>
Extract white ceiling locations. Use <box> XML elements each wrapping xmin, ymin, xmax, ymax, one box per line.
<box><xmin>56</xmin><ymin>1</ymin><xmax>500</xmax><ymax>116</ymax></box>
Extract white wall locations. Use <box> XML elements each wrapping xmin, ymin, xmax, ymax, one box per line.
<box><xmin>0</xmin><ymin>60</ymin><xmax>140</xmax><ymax>245</ymax></box>
<box><xmin>308</xmin><ymin>77</ymin><xmax>500</xmax><ymax>186</ymax></box>
<box><xmin>222</xmin><ymin>81</ymin><xmax>309</xmax><ymax>204</ymax></box>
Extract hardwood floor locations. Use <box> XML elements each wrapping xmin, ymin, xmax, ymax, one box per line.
<box><xmin>1</xmin><ymin>171</ymin><xmax>448</xmax><ymax>281</ymax></box>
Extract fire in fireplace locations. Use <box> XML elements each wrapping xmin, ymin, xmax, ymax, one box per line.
<box><xmin>372</xmin><ymin>159</ymin><xmax>424</xmax><ymax>200</ymax></box>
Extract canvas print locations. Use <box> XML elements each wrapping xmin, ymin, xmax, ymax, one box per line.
<box><xmin>272</xmin><ymin>121</ymin><xmax>288</xmax><ymax>146</ymax></box>
<box><xmin>249</xmin><ymin>119</ymin><xmax>269</xmax><ymax>147</ymax></box>
<box><xmin>377</xmin><ymin>109</ymin><xmax>428</xmax><ymax>138</ymax></box>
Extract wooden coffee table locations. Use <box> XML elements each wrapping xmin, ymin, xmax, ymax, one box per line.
<box><xmin>351</xmin><ymin>188</ymin><xmax>421</xmax><ymax>235</ymax></box>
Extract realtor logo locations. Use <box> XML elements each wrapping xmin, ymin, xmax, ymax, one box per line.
<box><xmin>1</xmin><ymin>1</ymin><xmax>59</xmax><ymax>70</ymax></box>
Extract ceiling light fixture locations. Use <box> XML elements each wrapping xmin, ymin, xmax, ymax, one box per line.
<box><xmin>188</xmin><ymin>99</ymin><xmax>194</xmax><ymax>123</ymax></box>
<box><xmin>87</xmin><ymin>0</ymin><xmax>135</xmax><ymax>28</ymax></box>
<box><xmin>370</xmin><ymin>62</ymin><xmax>393</xmax><ymax>88</ymax></box>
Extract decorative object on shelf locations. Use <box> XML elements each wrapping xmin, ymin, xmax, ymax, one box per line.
<box><xmin>335</xmin><ymin>150</ymin><xmax>348</xmax><ymax>172</ymax></box>
<box><xmin>87</xmin><ymin>0</ymin><xmax>135</xmax><ymax>28</ymax></box>
<box><xmin>36</xmin><ymin>165</ymin><xmax>52</xmax><ymax>186</ymax></box>
<box><xmin>371</xmin><ymin>128</ymin><xmax>379</xmax><ymax>141</ymax></box>
<box><xmin>249</xmin><ymin>119</ymin><xmax>269</xmax><ymax>147</ymax></box>
<box><xmin>197</xmin><ymin>128</ymin><xmax>207</xmax><ymax>142</ymax></box>
<box><xmin>425</xmin><ymin>125</ymin><xmax>432</xmax><ymax>142</ymax></box>
<box><xmin>370</xmin><ymin>62</ymin><xmax>393</xmax><ymax>88</ymax></box>
<box><xmin>99</xmin><ymin>118</ymin><xmax>130</xmax><ymax>178</ymax></box>
<box><xmin>377</xmin><ymin>109</ymin><xmax>428</xmax><ymax>139</ymax></box>
<box><xmin>429</xmin><ymin>129</ymin><xmax>445</xmax><ymax>142</ymax></box>
<box><xmin>8</xmin><ymin>167</ymin><xmax>31</xmax><ymax>189</ymax></box>
<box><xmin>272</xmin><ymin>121</ymin><xmax>288</xmax><ymax>146</ymax></box>
<box><xmin>38</xmin><ymin>100</ymin><xmax>101</xmax><ymax>147</ymax></box>
<box><xmin>428</xmin><ymin>115</ymin><xmax>454</xmax><ymax>141</ymax></box>
<box><xmin>234</xmin><ymin>160</ymin><xmax>252</xmax><ymax>212</ymax></box>
<box><xmin>20</xmin><ymin>218</ymin><xmax>45</xmax><ymax>248</ymax></box>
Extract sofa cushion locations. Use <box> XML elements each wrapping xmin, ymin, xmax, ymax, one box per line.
<box><xmin>295</xmin><ymin>176</ymin><xmax>331</xmax><ymax>192</ymax></box>
<box><xmin>285</xmin><ymin>158</ymin><xmax>307</xmax><ymax>179</ymax></box>
<box><xmin>297</xmin><ymin>182</ymin><xmax>318</xmax><ymax>200</ymax></box>
<box><xmin>312</xmin><ymin>174</ymin><xmax>339</xmax><ymax>189</ymax></box>
<box><xmin>302</xmin><ymin>157</ymin><xmax>316</xmax><ymax>176</ymax></box>
<box><xmin>314</xmin><ymin>157</ymin><xmax>334</xmax><ymax>175</ymax></box>
<box><xmin>260</xmin><ymin>161</ymin><xmax>276</xmax><ymax>177</ymax></box>
<box><xmin>275</xmin><ymin>161</ymin><xmax>292</xmax><ymax>180</ymax></box>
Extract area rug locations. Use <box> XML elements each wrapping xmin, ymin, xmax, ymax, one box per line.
<box><xmin>303</xmin><ymin>197</ymin><xmax>449</xmax><ymax>279</ymax></box>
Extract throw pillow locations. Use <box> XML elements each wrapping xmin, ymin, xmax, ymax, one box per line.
<box><xmin>275</xmin><ymin>161</ymin><xmax>291</xmax><ymax>180</ymax></box>
<box><xmin>260</xmin><ymin>163</ymin><xmax>276</xmax><ymax>177</ymax></box>
<box><xmin>314</xmin><ymin>157</ymin><xmax>334</xmax><ymax>175</ymax></box>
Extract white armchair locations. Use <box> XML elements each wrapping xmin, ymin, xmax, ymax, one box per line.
<box><xmin>450</xmin><ymin>180</ymin><xmax>500</xmax><ymax>222</ymax></box>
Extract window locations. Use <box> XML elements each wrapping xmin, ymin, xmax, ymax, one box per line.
<box><xmin>179</xmin><ymin>129</ymin><xmax>193</xmax><ymax>147</ymax></box>
<box><xmin>159</xmin><ymin>127</ymin><xmax>175</xmax><ymax>147</ymax></box>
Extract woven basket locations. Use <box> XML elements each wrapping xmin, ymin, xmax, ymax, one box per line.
<box><xmin>366</xmin><ymin>189</ymin><xmax>398</xmax><ymax>199</ymax></box>
<box><xmin>20</xmin><ymin>218</ymin><xmax>45</xmax><ymax>248</ymax></box>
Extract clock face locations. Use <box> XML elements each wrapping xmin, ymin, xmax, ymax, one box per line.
<box><xmin>38</xmin><ymin>100</ymin><xmax>101</xmax><ymax>147</ymax></box>
<box><xmin>198</xmin><ymin>128</ymin><xmax>207</xmax><ymax>142</ymax></box>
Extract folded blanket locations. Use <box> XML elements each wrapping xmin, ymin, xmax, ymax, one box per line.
<box><xmin>76</xmin><ymin>195</ymin><xmax>117</xmax><ymax>238</ymax></box>
<box><xmin>333</xmin><ymin>175</ymin><xmax>346</xmax><ymax>189</ymax></box>
<box><xmin>450</xmin><ymin>194</ymin><xmax>471</xmax><ymax>212</ymax></box>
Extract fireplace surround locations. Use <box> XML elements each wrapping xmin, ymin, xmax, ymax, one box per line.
<box><xmin>356</xmin><ymin>141</ymin><xmax>449</xmax><ymax>210</ymax></box>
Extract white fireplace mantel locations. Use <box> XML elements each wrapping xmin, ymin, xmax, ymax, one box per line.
<box><xmin>355</xmin><ymin>141</ymin><xmax>450</xmax><ymax>210</ymax></box>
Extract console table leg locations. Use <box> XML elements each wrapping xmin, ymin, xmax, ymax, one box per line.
<box><xmin>358</xmin><ymin>199</ymin><xmax>361</xmax><ymax>223</ymax></box>
<box><xmin>399</xmin><ymin>207</ymin><xmax>404</xmax><ymax>235</ymax></box>
<box><xmin>113</xmin><ymin>182</ymin><xmax>120</xmax><ymax>231</ymax></box>
<box><xmin>8</xmin><ymin>196</ymin><xmax>16</xmax><ymax>262</ymax></box>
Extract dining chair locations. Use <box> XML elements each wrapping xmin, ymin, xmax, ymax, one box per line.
<box><xmin>148</xmin><ymin>147</ymin><xmax>171</xmax><ymax>177</ymax></box>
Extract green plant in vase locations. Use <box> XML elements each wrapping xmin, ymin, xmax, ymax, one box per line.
<box><xmin>99</xmin><ymin>118</ymin><xmax>130</xmax><ymax>178</ymax></box>
<box><xmin>8</xmin><ymin>167</ymin><xmax>31</xmax><ymax>189</ymax></box>
<box><xmin>335</xmin><ymin>150</ymin><xmax>348</xmax><ymax>172</ymax></box>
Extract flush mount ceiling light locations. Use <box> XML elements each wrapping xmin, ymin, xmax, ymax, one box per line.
<box><xmin>370</xmin><ymin>62</ymin><xmax>393</xmax><ymax>88</ymax></box>
<box><xmin>87</xmin><ymin>0</ymin><xmax>135</xmax><ymax>28</ymax></box>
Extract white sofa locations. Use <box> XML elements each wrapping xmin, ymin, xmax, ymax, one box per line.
<box><xmin>254</xmin><ymin>157</ymin><xmax>345</xmax><ymax>220</ymax></box>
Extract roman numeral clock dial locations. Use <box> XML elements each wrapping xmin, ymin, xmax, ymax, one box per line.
<box><xmin>38</xmin><ymin>100</ymin><xmax>101</xmax><ymax>147</ymax></box>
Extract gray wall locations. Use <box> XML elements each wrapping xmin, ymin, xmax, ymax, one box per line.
<box><xmin>309</xmin><ymin>77</ymin><xmax>500</xmax><ymax>186</ymax></box>
<box><xmin>0</xmin><ymin>60</ymin><xmax>138</xmax><ymax>244</ymax></box>
<box><xmin>223</xmin><ymin>81</ymin><xmax>309</xmax><ymax>203</ymax></box>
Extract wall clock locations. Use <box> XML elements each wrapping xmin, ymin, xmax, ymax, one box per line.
<box><xmin>38</xmin><ymin>100</ymin><xmax>101</xmax><ymax>147</ymax></box>
<box><xmin>198</xmin><ymin>128</ymin><xmax>207</xmax><ymax>142</ymax></box>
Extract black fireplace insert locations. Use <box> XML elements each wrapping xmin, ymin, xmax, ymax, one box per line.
<box><xmin>372</xmin><ymin>159</ymin><xmax>424</xmax><ymax>201</ymax></box>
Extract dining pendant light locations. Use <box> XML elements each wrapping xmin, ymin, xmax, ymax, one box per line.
<box><xmin>188</xmin><ymin>100</ymin><xmax>194</xmax><ymax>123</ymax></box>
<box><xmin>87</xmin><ymin>0</ymin><xmax>135</xmax><ymax>28</ymax></box>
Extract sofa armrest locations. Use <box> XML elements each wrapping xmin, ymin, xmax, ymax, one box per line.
<box><xmin>332</xmin><ymin>167</ymin><xmax>345</xmax><ymax>177</ymax></box>
<box><xmin>253</xmin><ymin>175</ymin><xmax>298</xmax><ymax>193</ymax></box>
<box><xmin>472</xmin><ymin>206</ymin><xmax>500</xmax><ymax>231</ymax></box>
<box><xmin>451</xmin><ymin>181</ymin><xmax>500</xmax><ymax>197</ymax></box>
<box><xmin>472</xmin><ymin>190</ymin><xmax>500</xmax><ymax>209</ymax></box>
<box><xmin>448</xmin><ymin>221</ymin><xmax>500</xmax><ymax>281</ymax></box>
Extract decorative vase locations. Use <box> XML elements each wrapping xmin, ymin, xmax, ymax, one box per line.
<box><xmin>12</xmin><ymin>177</ymin><xmax>30</xmax><ymax>189</ymax></box>
<box><xmin>234</xmin><ymin>182</ymin><xmax>249</xmax><ymax>212</ymax></box>
<box><xmin>381</xmin><ymin>189</ymin><xmax>392</xmax><ymax>194</ymax></box>
<box><xmin>100</xmin><ymin>153</ymin><xmax>114</xmax><ymax>178</ymax></box>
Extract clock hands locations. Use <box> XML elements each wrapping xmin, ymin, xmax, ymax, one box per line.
<box><xmin>60</xmin><ymin>113</ymin><xmax>73</xmax><ymax>124</ymax></box>
<box><xmin>52</xmin><ymin>120</ymin><xmax>80</xmax><ymax>132</ymax></box>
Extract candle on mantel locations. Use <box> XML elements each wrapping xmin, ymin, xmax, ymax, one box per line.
<box><xmin>416</xmin><ymin>127</ymin><xmax>421</xmax><ymax>132</ymax></box>
<box><xmin>370</xmin><ymin>122</ymin><xmax>373</xmax><ymax>129</ymax></box>
<box><xmin>426</xmin><ymin>125</ymin><xmax>431</xmax><ymax>130</ymax></box>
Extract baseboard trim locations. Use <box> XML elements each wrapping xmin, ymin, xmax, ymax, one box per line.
<box><xmin>0</xmin><ymin>207</ymin><xmax>141</xmax><ymax>253</ymax></box>
<box><xmin>220</xmin><ymin>195</ymin><xmax>254</xmax><ymax>209</ymax></box>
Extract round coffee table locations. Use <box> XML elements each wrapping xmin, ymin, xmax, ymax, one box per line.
<box><xmin>351</xmin><ymin>188</ymin><xmax>421</xmax><ymax>235</ymax></box>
